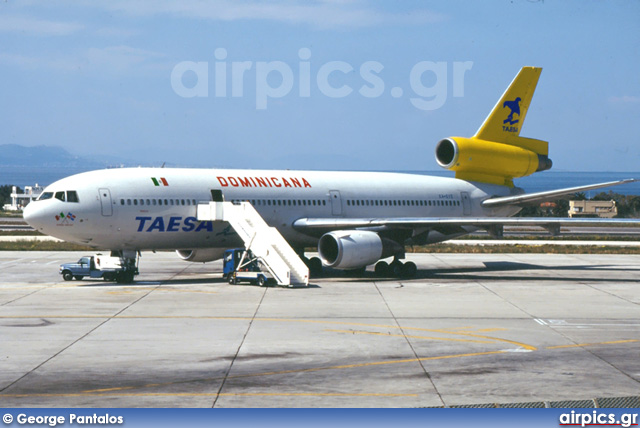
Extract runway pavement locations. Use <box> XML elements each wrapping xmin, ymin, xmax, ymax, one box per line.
<box><xmin>0</xmin><ymin>251</ymin><xmax>638</xmax><ymax>408</ymax></box>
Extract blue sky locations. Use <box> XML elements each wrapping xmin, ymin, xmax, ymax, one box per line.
<box><xmin>1</xmin><ymin>0</ymin><xmax>639</xmax><ymax>172</ymax></box>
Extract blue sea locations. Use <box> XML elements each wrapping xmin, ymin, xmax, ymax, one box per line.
<box><xmin>1</xmin><ymin>165</ymin><xmax>639</xmax><ymax>196</ymax></box>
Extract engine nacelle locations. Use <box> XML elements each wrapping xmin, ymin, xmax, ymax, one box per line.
<box><xmin>176</xmin><ymin>248</ymin><xmax>225</xmax><ymax>263</ymax></box>
<box><xmin>435</xmin><ymin>137</ymin><xmax>552</xmax><ymax>186</ymax></box>
<box><xmin>318</xmin><ymin>230</ymin><xmax>401</xmax><ymax>270</ymax></box>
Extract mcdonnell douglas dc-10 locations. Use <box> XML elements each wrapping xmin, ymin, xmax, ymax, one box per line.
<box><xmin>23</xmin><ymin>67</ymin><xmax>638</xmax><ymax>283</ymax></box>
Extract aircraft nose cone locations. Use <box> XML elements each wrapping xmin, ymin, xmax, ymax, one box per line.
<box><xmin>23</xmin><ymin>202</ymin><xmax>47</xmax><ymax>231</ymax></box>
<box><xmin>23</xmin><ymin>202</ymin><xmax>35</xmax><ymax>224</ymax></box>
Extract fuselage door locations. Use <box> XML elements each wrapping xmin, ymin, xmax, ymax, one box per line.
<box><xmin>461</xmin><ymin>192</ymin><xmax>471</xmax><ymax>216</ymax></box>
<box><xmin>211</xmin><ymin>189</ymin><xmax>224</xmax><ymax>202</ymax></box>
<box><xmin>99</xmin><ymin>188</ymin><xmax>113</xmax><ymax>216</ymax></box>
<box><xmin>329</xmin><ymin>190</ymin><xmax>342</xmax><ymax>216</ymax></box>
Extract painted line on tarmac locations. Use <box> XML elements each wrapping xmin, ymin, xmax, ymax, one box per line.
<box><xmin>226</xmin><ymin>350</ymin><xmax>510</xmax><ymax>380</ymax></box>
<box><xmin>106</xmin><ymin>288</ymin><xmax>218</xmax><ymax>295</ymax></box>
<box><xmin>2</xmin><ymin>338</ymin><xmax>636</xmax><ymax>399</ymax></box>
<box><xmin>325</xmin><ymin>329</ymin><xmax>496</xmax><ymax>344</ymax></box>
<box><xmin>0</xmin><ymin>314</ymin><xmax>537</xmax><ymax>350</ymax></box>
<box><xmin>546</xmin><ymin>339</ymin><xmax>638</xmax><ymax>349</ymax></box>
<box><xmin>73</xmin><ymin>350</ymin><xmax>510</xmax><ymax>396</ymax></box>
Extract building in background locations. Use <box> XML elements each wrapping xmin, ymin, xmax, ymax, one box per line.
<box><xmin>568</xmin><ymin>200</ymin><xmax>617</xmax><ymax>218</ymax></box>
<box><xmin>2</xmin><ymin>185</ymin><xmax>43</xmax><ymax>211</ymax></box>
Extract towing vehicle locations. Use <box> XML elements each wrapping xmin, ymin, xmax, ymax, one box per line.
<box><xmin>59</xmin><ymin>253</ymin><xmax>138</xmax><ymax>283</ymax></box>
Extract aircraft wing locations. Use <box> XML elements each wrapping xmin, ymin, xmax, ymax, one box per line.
<box><xmin>293</xmin><ymin>216</ymin><xmax>640</xmax><ymax>236</ymax></box>
<box><xmin>481</xmin><ymin>179</ymin><xmax>637</xmax><ymax>207</ymax></box>
<box><xmin>295</xmin><ymin>179</ymin><xmax>640</xmax><ymax>236</ymax></box>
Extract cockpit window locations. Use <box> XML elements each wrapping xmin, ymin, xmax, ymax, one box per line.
<box><xmin>67</xmin><ymin>191</ymin><xmax>79</xmax><ymax>203</ymax></box>
<box><xmin>55</xmin><ymin>191</ymin><xmax>66</xmax><ymax>202</ymax></box>
<box><xmin>38</xmin><ymin>192</ymin><xmax>53</xmax><ymax>201</ymax></box>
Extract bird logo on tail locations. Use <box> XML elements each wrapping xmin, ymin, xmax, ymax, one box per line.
<box><xmin>503</xmin><ymin>97</ymin><xmax>521</xmax><ymax>125</ymax></box>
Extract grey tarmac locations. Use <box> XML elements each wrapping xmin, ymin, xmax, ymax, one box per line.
<box><xmin>0</xmin><ymin>251</ymin><xmax>638</xmax><ymax>408</ymax></box>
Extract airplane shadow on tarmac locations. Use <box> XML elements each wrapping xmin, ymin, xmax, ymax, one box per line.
<box><xmin>72</xmin><ymin>261</ymin><xmax>640</xmax><ymax>288</ymax></box>
<box><xmin>408</xmin><ymin>261</ymin><xmax>640</xmax><ymax>283</ymax></box>
<box><xmin>318</xmin><ymin>261</ymin><xmax>640</xmax><ymax>285</ymax></box>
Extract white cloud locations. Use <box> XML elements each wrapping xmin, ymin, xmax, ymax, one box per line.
<box><xmin>0</xmin><ymin>52</ymin><xmax>82</xmax><ymax>71</ymax></box>
<box><xmin>0</xmin><ymin>14</ymin><xmax>84</xmax><ymax>36</ymax></box>
<box><xmin>94</xmin><ymin>27</ymin><xmax>141</xmax><ymax>38</ymax></box>
<box><xmin>97</xmin><ymin>0</ymin><xmax>445</xmax><ymax>29</ymax></box>
<box><xmin>86</xmin><ymin>45</ymin><xmax>166</xmax><ymax>74</ymax></box>
<box><xmin>608</xmin><ymin>95</ymin><xmax>640</xmax><ymax>104</ymax></box>
<box><xmin>0</xmin><ymin>46</ymin><xmax>167</xmax><ymax>75</ymax></box>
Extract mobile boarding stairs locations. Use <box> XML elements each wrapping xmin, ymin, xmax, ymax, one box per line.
<box><xmin>197</xmin><ymin>201</ymin><xmax>309</xmax><ymax>287</ymax></box>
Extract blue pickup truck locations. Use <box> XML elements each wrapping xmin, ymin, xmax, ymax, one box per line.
<box><xmin>59</xmin><ymin>254</ymin><xmax>138</xmax><ymax>283</ymax></box>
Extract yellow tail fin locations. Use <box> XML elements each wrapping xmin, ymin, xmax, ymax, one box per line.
<box><xmin>474</xmin><ymin>66</ymin><xmax>548</xmax><ymax>156</ymax></box>
<box><xmin>435</xmin><ymin>66</ymin><xmax>553</xmax><ymax>187</ymax></box>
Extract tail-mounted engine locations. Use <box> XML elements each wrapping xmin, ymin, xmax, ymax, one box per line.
<box><xmin>435</xmin><ymin>67</ymin><xmax>554</xmax><ymax>187</ymax></box>
<box><xmin>435</xmin><ymin>137</ymin><xmax>552</xmax><ymax>187</ymax></box>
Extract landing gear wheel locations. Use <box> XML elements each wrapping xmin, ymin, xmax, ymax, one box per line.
<box><xmin>116</xmin><ymin>271</ymin><xmax>135</xmax><ymax>284</ymax></box>
<box><xmin>389</xmin><ymin>260</ymin><xmax>404</xmax><ymax>278</ymax></box>
<box><xmin>400</xmin><ymin>261</ymin><xmax>417</xmax><ymax>278</ymax></box>
<box><xmin>62</xmin><ymin>271</ymin><xmax>73</xmax><ymax>281</ymax></box>
<box><xmin>308</xmin><ymin>257</ymin><xmax>323</xmax><ymax>276</ymax></box>
<box><xmin>374</xmin><ymin>261</ymin><xmax>389</xmax><ymax>277</ymax></box>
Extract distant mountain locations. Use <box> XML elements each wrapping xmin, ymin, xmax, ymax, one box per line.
<box><xmin>0</xmin><ymin>144</ymin><xmax>199</xmax><ymax>187</ymax></box>
<box><xmin>0</xmin><ymin>144</ymin><xmax>155</xmax><ymax>168</ymax></box>
<box><xmin>0</xmin><ymin>144</ymin><xmax>103</xmax><ymax>168</ymax></box>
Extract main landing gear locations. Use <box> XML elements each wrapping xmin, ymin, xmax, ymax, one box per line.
<box><xmin>112</xmin><ymin>250</ymin><xmax>139</xmax><ymax>284</ymax></box>
<box><xmin>302</xmin><ymin>256</ymin><xmax>323</xmax><ymax>276</ymax></box>
<box><xmin>302</xmin><ymin>254</ymin><xmax>416</xmax><ymax>279</ymax></box>
<box><xmin>374</xmin><ymin>258</ymin><xmax>417</xmax><ymax>278</ymax></box>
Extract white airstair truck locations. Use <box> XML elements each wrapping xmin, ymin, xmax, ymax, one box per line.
<box><xmin>197</xmin><ymin>201</ymin><xmax>309</xmax><ymax>287</ymax></box>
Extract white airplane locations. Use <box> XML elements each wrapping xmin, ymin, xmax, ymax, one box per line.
<box><xmin>23</xmin><ymin>67</ymin><xmax>638</xmax><ymax>281</ymax></box>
